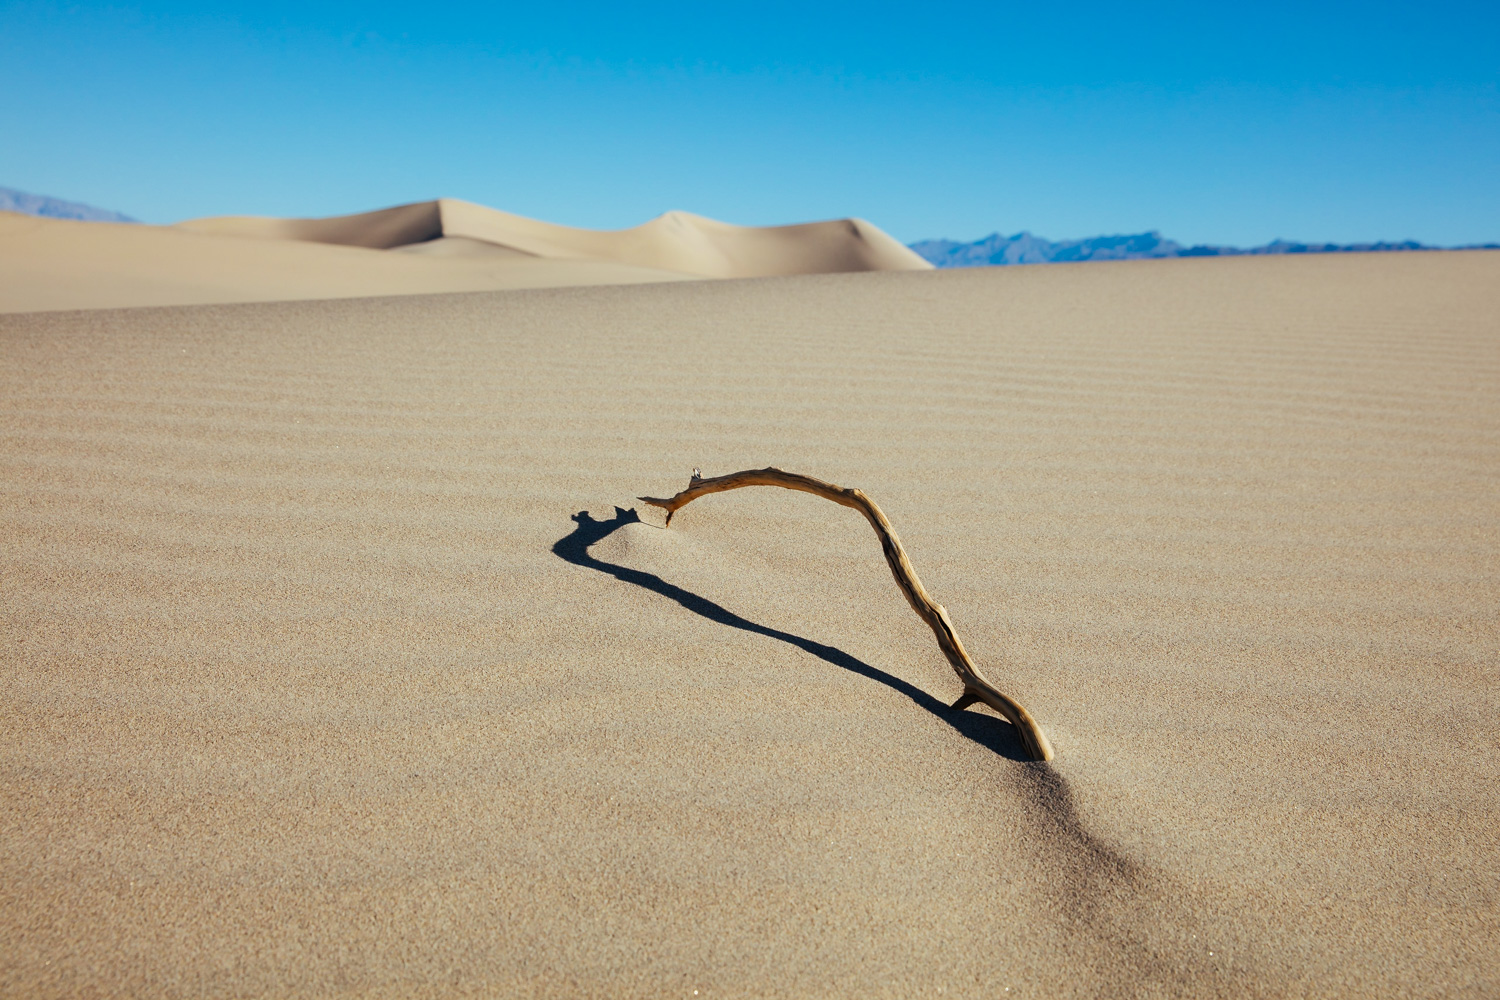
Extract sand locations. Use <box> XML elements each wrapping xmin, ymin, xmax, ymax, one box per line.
<box><xmin>1</xmin><ymin>249</ymin><xmax>1497</xmax><ymax>997</ymax></box>
<box><xmin>177</xmin><ymin>199</ymin><xmax>933</xmax><ymax>279</ymax></box>
<box><xmin>0</xmin><ymin>201</ymin><xmax>929</xmax><ymax>314</ymax></box>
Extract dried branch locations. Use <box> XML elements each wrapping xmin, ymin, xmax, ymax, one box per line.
<box><xmin>639</xmin><ymin>467</ymin><xmax>1054</xmax><ymax>761</ymax></box>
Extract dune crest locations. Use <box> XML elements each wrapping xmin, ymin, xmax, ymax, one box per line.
<box><xmin>176</xmin><ymin>198</ymin><xmax>933</xmax><ymax>279</ymax></box>
<box><xmin>0</xmin><ymin>210</ymin><xmax>693</xmax><ymax>313</ymax></box>
<box><xmin>2</xmin><ymin>199</ymin><xmax>930</xmax><ymax>312</ymax></box>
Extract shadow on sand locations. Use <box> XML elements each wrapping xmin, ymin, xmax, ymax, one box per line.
<box><xmin>551</xmin><ymin>506</ymin><xmax>1030</xmax><ymax>762</ymax></box>
<box><xmin>549</xmin><ymin>506</ymin><xmax>1249</xmax><ymax>993</ymax></box>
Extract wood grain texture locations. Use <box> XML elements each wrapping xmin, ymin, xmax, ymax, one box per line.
<box><xmin>640</xmin><ymin>467</ymin><xmax>1056</xmax><ymax>761</ymax></box>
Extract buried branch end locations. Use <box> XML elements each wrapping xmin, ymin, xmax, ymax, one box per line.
<box><xmin>952</xmin><ymin>684</ymin><xmax>1055</xmax><ymax>762</ymax></box>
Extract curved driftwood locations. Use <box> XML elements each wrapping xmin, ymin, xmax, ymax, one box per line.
<box><xmin>639</xmin><ymin>467</ymin><xmax>1054</xmax><ymax>761</ymax></box>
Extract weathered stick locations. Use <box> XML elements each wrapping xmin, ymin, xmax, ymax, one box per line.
<box><xmin>639</xmin><ymin>467</ymin><xmax>1054</xmax><ymax>761</ymax></box>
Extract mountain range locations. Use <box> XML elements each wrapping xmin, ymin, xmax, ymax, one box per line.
<box><xmin>908</xmin><ymin>230</ymin><xmax>1498</xmax><ymax>267</ymax></box>
<box><xmin>0</xmin><ymin>186</ymin><xmax>135</xmax><ymax>223</ymax></box>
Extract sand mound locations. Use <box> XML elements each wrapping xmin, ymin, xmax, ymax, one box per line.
<box><xmin>1</xmin><ymin>200</ymin><xmax>929</xmax><ymax>313</ymax></box>
<box><xmin>2</xmin><ymin>251</ymin><xmax>1497</xmax><ymax>997</ymax></box>
<box><xmin>178</xmin><ymin>198</ymin><xmax>934</xmax><ymax>279</ymax></box>
<box><xmin>0</xmin><ymin>210</ymin><xmax>693</xmax><ymax>313</ymax></box>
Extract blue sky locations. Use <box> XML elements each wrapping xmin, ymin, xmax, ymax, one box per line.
<box><xmin>1</xmin><ymin>1</ymin><xmax>1496</xmax><ymax>244</ymax></box>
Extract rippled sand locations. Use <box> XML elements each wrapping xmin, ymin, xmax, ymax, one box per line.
<box><xmin>2</xmin><ymin>251</ymin><xmax>1497</xmax><ymax>997</ymax></box>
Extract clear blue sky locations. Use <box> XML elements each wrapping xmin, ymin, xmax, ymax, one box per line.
<box><xmin>2</xmin><ymin>1</ymin><xmax>1496</xmax><ymax>244</ymax></box>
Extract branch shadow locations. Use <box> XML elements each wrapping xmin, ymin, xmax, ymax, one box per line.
<box><xmin>550</xmin><ymin>508</ymin><xmax>1258</xmax><ymax>992</ymax></box>
<box><xmin>552</xmin><ymin>506</ymin><xmax>1030</xmax><ymax>762</ymax></box>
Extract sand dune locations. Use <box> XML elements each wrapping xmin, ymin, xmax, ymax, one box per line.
<box><xmin>0</xmin><ymin>210</ymin><xmax>692</xmax><ymax>313</ymax></box>
<box><xmin>2</xmin><ymin>250</ymin><xmax>1496</xmax><ymax>997</ymax></box>
<box><xmin>1</xmin><ymin>200</ymin><xmax>927</xmax><ymax>313</ymax></box>
<box><xmin>177</xmin><ymin>198</ymin><xmax>934</xmax><ymax>279</ymax></box>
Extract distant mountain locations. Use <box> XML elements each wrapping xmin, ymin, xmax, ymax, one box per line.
<box><xmin>909</xmin><ymin>230</ymin><xmax>1496</xmax><ymax>268</ymax></box>
<box><xmin>0</xmin><ymin>186</ymin><xmax>135</xmax><ymax>223</ymax></box>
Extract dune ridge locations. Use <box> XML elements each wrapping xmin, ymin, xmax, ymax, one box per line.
<box><xmin>0</xmin><ymin>210</ymin><xmax>691</xmax><ymax>313</ymax></box>
<box><xmin>2</xmin><ymin>199</ymin><xmax>924</xmax><ymax>313</ymax></box>
<box><xmin>0</xmin><ymin>199</ymin><xmax>928</xmax><ymax>313</ymax></box>
<box><xmin>177</xmin><ymin>197</ymin><xmax>933</xmax><ymax>278</ymax></box>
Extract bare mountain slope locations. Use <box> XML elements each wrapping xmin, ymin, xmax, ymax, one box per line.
<box><xmin>0</xmin><ymin>185</ymin><xmax>136</xmax><ymax>223</ymax></box>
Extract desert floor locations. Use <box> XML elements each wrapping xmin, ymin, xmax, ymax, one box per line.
<box><xmin>2</xmin><ymin>251</ymin><xmax>1497</xmax><ymax>997</ymax></box>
